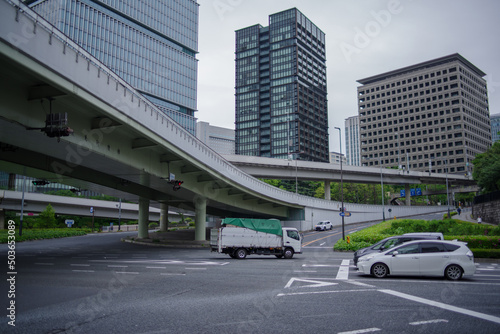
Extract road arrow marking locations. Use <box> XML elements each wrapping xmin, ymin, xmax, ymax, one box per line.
<box><xmin>284</xmin><ymin>277</ymin><xmax>339</xmax><ymax>289</ymax></box>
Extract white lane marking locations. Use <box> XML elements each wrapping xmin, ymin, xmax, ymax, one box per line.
<box><xmin>477</xmin><ymin>268</ymin><xmax>498</xmax><ymax>271</ymax></box>
<box><xmin>284</xmin><ymin>277</ymin><xmax>339</xmax><ymax>289</ymax></box>
<box><xmin>337</xmin><ymin>328</ymin><xmax>380</xmax><ymax>334</ymax></box>
<box><xmin>320</xmin><ymin>242</ymin><xmax>326</xmax><ymax>246</ymax></box>
<box><xmin>146</xmin><ymin>266</ymin><xmax>167</xmax><ymax>269</ymax></box>
<box><xmin>344</xmin><ymin>280</ymin><xmax>375</xmax><ymax>288</ymax></box>
<box><xmin>379</xmin><ymin>289</ymin><xmax>500</xmax><ymax>325</ymax></box>
<box><xmin>115</xmin><ymin>272</ymin><xmax>139</xmax><ymax>275</ymax></box>
<box><xmin>336</xmin><ymin>259</ymin><xmax>350</xmax><ymax>280</ymax></box>
<box><xmin>409</xmin><ymin>319</ymin><xmax>448</xmax><ymax>326</ymax></box>
<box><xmin>107</xmin><ymin>265</ymin><xmax>128</xmax><ymax>268</ymax></box>
<box><xmin>160</xmin><ymin>273</ymin><xmax>186</xmax><ymax>276</ymax></box>
<box><xmin>278</xmin><ymin>289</ymin><xmax>374</xmax><ymax>297</ymax></box>
<box><xmin>184</xmin><ymin>268</ymin><xmax>207</xmax><ymax>270</ymax></box>
<box><xmin>70</xmin><ymin>264</ymin><xmax>90</xmax><ymax>267</ymax></box>
<box><xmin>72</xmin><ymin>270</ymin><xmax>94</xmax><ymax>273</ymax></box>
<box><xmin>302</xmin><ymin>264</ymin><xmax>337</xmax><ymax>267</ymax></box>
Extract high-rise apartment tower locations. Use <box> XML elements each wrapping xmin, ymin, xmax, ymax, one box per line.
<box><xmin>357</xmin><ymin>53</ymin><xmax>491</xmax><ymax>175</ymax></box>
<box><xmin>234</xmin><ymin>8</ymin><xmax>329</xmax><ymax>162</ymax></box>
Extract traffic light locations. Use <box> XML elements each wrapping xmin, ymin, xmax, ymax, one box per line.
<box><xmin>32</xmin><ymin>180</ymin><xmax>49</xmax><ymax>186</ymax></box>
<box><xmin>169</xmin><ymin>180</ymin><xmax>183</xmax><ymax>191</ymax></box>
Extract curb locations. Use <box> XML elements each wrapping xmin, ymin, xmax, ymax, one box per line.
<box><xmin>121</xmin><ymin>237</ymin><xmax>210</xmax><ymax>248</ymax></box>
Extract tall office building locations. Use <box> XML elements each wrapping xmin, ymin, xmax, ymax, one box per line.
<box><xmin>28</xmin><ymin>0</ymin><xmax>199</xmax><ymax>135</ymax></box>
<box><xmin>357</xmin><ymin>53</ymin><xmax>491</xmax><ymax>175</ymax></box>
<box><xmin>234</xmin><ymin>8</ymin><xmax>329</xmax><ymax>162</ymax></box>
<box><xmin>491</xmin><ymin>113</ymin><xmax>500</xmax><ymax>143</ymax></box>
<box><xmin>345</xmin><ymin>116</ymin><xmax>361</xmax><ymax>166</ymax></box>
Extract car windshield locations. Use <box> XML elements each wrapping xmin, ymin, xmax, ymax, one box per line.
<box><xmin>371</xmin><ymin>238</ymin><xmax>392</xmax><ymax>250</ymax></box>
<box><xmin>317</xmin><ymin>222</ymin><xmax>324</xmax><ymax>225</ymax></box>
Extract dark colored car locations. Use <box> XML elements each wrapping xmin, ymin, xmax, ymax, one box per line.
<box><xmin>353</xmin><ymin>232</ymin><xmax>444</xmax><ymax>266</ymax></box>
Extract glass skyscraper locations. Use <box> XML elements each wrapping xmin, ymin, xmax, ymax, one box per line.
<box><xmin>235</xmin><ymin>8</ymin><xmax>329</xmax><ymax>162</ymax></box>
<box><xmin>345</xmin><ymin>116</ymin><xmax>361</xmax><ymax>166</ymax></box>
<box><xmin>491</xmin><ymin>113</ymin><xmax>500</xmax><ymax>143</ymax></box>
<box><xmin>27</xmin><ymin>0</ymin><xmax>199</xmax><ymax>135</ymax></box>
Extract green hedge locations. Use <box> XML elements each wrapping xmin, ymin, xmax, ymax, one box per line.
<box><xmin>333</xmin><ymin>219</ymin><xmax>500</xmax><ymax>257</ymax></box>
<box><xmin>0</xmin><ymin>228</ymin><xmax>90</xmax><ymax>243</ymax></box>
<box><xmin>470</xmin><ymin>248</ymin><xmax>500</xmax><ymax>259</ymax></box>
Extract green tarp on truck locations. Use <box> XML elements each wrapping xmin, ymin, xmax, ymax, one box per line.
<box><xmin>222</xmin><ymin>218</ymin><xmax>283</xmax><ymax>236</ymax></box>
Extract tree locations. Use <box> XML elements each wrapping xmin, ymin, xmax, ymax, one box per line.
<box><xmin>35</xmin><ymin>204</ymin><xmax>58</xmax><ymax>228</ymax></box>
<box><xmin>472</xmin><ymin>142</ymin><xmax>500</xmax><ymax>193</ymax></box>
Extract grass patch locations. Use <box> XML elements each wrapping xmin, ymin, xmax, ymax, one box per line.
<box><xmin>0</xmin><ymin>228</ymin><xmax>91</xmax><ymax>243</ymax></box>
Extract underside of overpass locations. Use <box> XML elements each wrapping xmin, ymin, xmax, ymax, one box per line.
<box><xmin>0</xmin><ymin>1</ymin><xmax>305</xmax><ymax>240</ymax></box>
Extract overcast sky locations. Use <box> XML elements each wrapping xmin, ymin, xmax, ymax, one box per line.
<box><xmin>196</xmin><ymin>0</ymin><xmax>500</xmax><ymax>153</ymax></box>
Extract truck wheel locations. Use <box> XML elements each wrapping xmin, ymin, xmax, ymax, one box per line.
<box><xmin>235</xmin><ymin>248</ymin><xmax>247</xmax><ymax>259</ymax></box>
<box><xmin>283</xmin><ymin>248</ymin><xmax>294</xmax><ymax>259</ymax></box>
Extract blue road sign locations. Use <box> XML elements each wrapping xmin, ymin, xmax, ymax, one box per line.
<box><xmin>416</xmin><ymin>188</ymin><xmax>422</xmax><ymax>196</ymax></box>
<box><xmin>411</xmin><ymin>188</ymin><xmax>415</xmax><ymax>196</ymax></box>
<box><xmin>400</xmin><ymin>189</ymin><xmax>405</xmax><ymax>197</ymax></box>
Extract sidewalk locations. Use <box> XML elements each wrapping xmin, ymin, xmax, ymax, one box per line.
<box><xmin>454</xmin><ymin>208</ymin><xmax>490</xmax><ymax>225</ymax></box>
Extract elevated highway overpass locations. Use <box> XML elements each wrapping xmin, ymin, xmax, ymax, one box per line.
<box><xmin>0</xmin><ymin>0</ymin><xmax>473</xmax><ymax>239</ymax></box>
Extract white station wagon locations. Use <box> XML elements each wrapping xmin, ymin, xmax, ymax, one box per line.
<box><xmin>357</xmin><ymin>239</ymin><xmax>476</xmax><ymax>280</ymax></box>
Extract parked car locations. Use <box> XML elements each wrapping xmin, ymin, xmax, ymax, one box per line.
<box><xmin>315</xmin><ymin>221</ymin><xmax>332</xmax><ymax>231</ymax></box>
<box><xmin>356</xmin><ymin>239</ymin><xmax>475</xmax><ymax>280</ymax></box>
<box><xmin>353</xmin><ymin>233</ymin><xmax>444</xmax><ymax>265</ymax></box>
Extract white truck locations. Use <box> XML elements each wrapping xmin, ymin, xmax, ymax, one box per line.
<box><xmin>210</xmin><ymin>218</ymin><xmax>302</xmax><ymax>259</ymax></box>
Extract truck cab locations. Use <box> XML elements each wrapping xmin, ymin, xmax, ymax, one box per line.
<box><xmin>283</xmin><ymin>227</ymin><xmax>302</xmax><ymax>256</ymax></box>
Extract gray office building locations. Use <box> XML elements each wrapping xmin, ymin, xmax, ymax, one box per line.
<box><xmin>27</xmin><ymin>0</ymin><xmax>199</xmax><ymax>135</ymax></box>
<box><xmin>357</xmin><ymin>53</ymin><xmax>491</xmax><ymax>175</ymax></box>
<box><xmin>196</xmin><ymin>121</ymin><xmax>235</xmax><ymax>155</ymax></box>
<box><xmin>234</xmin><ymin>8</ymin><xmax>329</xmax><ymax>162</ymax></box>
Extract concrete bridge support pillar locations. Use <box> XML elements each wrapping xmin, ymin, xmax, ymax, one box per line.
<box><xmin>159</xmin><ymin>202</ymin><xmax>168</xmax><ymax>232</ymax></box>
<box><xmin>324</xmin><ymin>181</ymin><xmax>331</xmax><ymax>200</ymax></box>
<box><xmin>138</xmin><ymin>197</ymin><xmax>150</xmax><ymax>239</ymax></box>
<box><xmin>405</xmin><ymin>184</ymin><xmax>411</xmax><ymax>206</ymax></box>
<box><xmin>194</xmin><ymin>196</ymin><xmax>207</xmax><ymax>241</ymax></box>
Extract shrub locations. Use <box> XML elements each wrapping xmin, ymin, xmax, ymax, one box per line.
<box><xmin>149</xmin><ymin>222</ymin><xmax>159</xmax><ymax>229</ymax></box>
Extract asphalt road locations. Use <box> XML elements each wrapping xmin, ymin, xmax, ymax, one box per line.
<box><xmin>1</xmin><ymin>219</ymin><xmax>500</xmax><ymax>334</ymax></box>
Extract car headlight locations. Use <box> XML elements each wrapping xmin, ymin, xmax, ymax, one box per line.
<box><xmin>358</xmin><ymin>255</ymin><xmax>375</xmax><ymax>263</ymax></box>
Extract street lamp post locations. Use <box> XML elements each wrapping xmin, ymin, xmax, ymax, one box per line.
<box><xmin>445</xmin><ymin>159</ymin><xmax>451</xmax><ymax>219</ymax></box>
<box><xmin>378</xmin><ymin>157</ymin><xmax>386</xmax><ymax>221</ymax></box>
<box><xmin>368</xmin><ymin>157</ymin><xmax>385</xmax><ymax>221</ymax></box>
<box><xmin>396</xmin><ymin>132</ymin><xmax>401</xmax><ymax>171</ymax></box>
<box><xmin>334</xmin><ymin>127</ymin><xmax>345</xmax><ymax>240</ymax></box>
